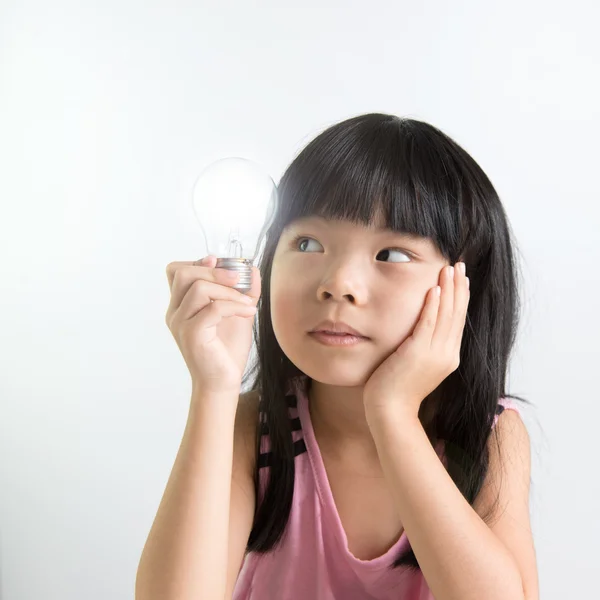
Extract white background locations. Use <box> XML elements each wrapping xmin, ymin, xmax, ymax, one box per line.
<box><xmin>1</xmin><ymin>1</ymin><xmax>599</xmax><ymax>598</ymax></box>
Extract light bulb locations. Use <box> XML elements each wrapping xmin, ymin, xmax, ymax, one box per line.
<box><xmin>191</xmin><ymin>157</ymin><xmax>278</xmax><ymax>294</ymax></box>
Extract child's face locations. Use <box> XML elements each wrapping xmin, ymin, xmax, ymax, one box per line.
<box><xmin>270</xmin><ymin>214</ymin><xmax>451</xmax><ymax>387</ymax></box>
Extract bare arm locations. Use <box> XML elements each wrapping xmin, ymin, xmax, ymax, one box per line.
<box><xmin>366</xmin><ymin>408</ymin><xmax>536</xmax><ymax>600</ymax></box>
<box><xmin>135</xmin><ymin>390</ymin><xmax>256</xmax><ymax>600</ymax></box>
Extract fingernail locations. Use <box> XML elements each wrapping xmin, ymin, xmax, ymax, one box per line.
<box><xmin>458</xmin><ymin>262</ymin><xmax>466</xmax><ymax>275</ymax></box>
<box><xmin>449</xmin><ymin>266</ymin><xmax>454</xmax><ymax>278</ymax></box>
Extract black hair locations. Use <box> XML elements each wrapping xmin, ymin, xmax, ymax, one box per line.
<box><xmin>241</xmin><ymin>113</ymin><xmax>532</xmax><ymax>571</ymax></box>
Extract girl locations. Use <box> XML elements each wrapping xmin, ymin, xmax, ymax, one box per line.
<box><xmin>136</xmin><ymin>114</ymin><xmax>539</xmax><ymax>600</ymax></box>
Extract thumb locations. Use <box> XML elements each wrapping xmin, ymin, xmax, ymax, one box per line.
<box><xmin>196</xmin><ymin>255</ymin><xmax>216</xmax><ymax>267</ymax></box>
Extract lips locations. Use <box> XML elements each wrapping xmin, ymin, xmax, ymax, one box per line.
<box><xmin>319</xmin><ymin>332</ymin><xmax>353</xmax><ymax>336</ymax></box>
<box><xmin>309</xmin><ymin>319</ymin><xmax>368</xmax><ymax>338</ymax></box>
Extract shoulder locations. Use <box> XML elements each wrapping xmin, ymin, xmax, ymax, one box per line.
<box><xmin>476</xmin><ymin>402</ymin><xmax>532</xmax><ymax>526</ymax></box>
<box><xmin>475</xmin><ymin>404</ymin><xmax>539</xmax><ymax>599</ymax></box>
<box><xmin>474</xmin><ymin>401</ymin><xmax>531</xmax><ymax>517</ymax></box>
<box><xmin>491</xmin><ymin>405</ymin><xmax>531</xmax><ymax>480</ymax></box>
<box><xmin>493</xmin><ymin>399</ymin><xmax>528</xmax><ymax>444</ymax></box>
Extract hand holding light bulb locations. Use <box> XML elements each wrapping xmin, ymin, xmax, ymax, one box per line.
<box><xmin>164</xmin><ymin>158</ymin><xmax>275</xmax><ymax>399</ymax></box>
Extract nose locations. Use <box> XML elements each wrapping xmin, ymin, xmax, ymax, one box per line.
<box><xmin>316</xmin><ymin>257</ymin><xmax>368</xmax><ymax>305</ymax></box>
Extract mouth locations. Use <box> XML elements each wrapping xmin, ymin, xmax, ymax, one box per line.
<box><xmin>308</xmin><ymin>319</ymin><xmax>370</xmax><ymax>347</ymax></box>
<box><xmin>309</xmin><ymin>320</ymin><xmax>368</xmax><ymax>338</ymax></box>
<box><xmin>308</xmin><ymin>329</ymin><xmax>370</xmax><ymax>347</ymax></box>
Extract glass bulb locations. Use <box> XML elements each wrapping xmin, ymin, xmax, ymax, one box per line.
<box><xmin>191</xmin><ymin>157</ymin><xmax>277</xmax><ymax>293</ymax></box>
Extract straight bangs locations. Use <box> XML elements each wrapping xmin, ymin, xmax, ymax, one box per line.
<box><xmin>273</xmin><ymin>114</ymin><xmax>468</xmax><ymax>261</ymax></box>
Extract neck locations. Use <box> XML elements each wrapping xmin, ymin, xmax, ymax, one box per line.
<box><xmin>308</xmin><ymin>379</ymin><xmax>379</xmax><ymax>462</ymax></box>
<box><xmin>306</xmin><ymin>378</ymin><xmax>440</xmax><ymax>462</ymax></box>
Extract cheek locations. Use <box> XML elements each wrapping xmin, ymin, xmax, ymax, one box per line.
<box><xmin>270</xmin><ymin>261</ymin><xmax>306</xmax><ymax>343</ymax></box>
<box><xmin>271</xmin><ymin>287</ymin><xmax>299</xmax><ymax>330</ymax></box>
<box><xmin>379</xmin><ymin>284</ymin><xmax>429</xmax><ymax>342</ymax></box>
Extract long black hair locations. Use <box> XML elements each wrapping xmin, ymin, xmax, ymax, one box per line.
<box><xmin>241</xmin><ymin>113</ymin><xmax>532</xmax><ymax>571</ymax></box>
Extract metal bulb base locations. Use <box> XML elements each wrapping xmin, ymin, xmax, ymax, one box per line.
<box><xmin>216</xmin><ymin>257</ymin><xmax>253</xmax><ymax>294</ymax></box>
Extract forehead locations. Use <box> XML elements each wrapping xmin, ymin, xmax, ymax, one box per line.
<box><xmin>286</xmin><ymin>214</ymin><xmax>423</xmax><ymax>240</ymax></box>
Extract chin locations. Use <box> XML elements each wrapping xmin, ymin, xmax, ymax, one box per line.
<box><xmin>304</xmin><ymin>367</ymin><xmax>370</xmax><ymax>388</ymax></box>
<box><xmin>284</xmin><ymin>350</ymin><xmax>375</xmax><ymax>388</ymax></box>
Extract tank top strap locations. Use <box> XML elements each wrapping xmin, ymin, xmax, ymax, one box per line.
<box><xmin>493</xmin><ymin>396</ymin><xmax>523</xmax><ymax>428</ymax></box>
<box><xmin>255</xmin><ymin>381</ymin><xmax>309</xmax><ymax>503</ymax></box>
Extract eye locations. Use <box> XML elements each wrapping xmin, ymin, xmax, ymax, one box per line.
<box><xmin>293</xmin><ymin>236</ymin><xmax>323</xmax><ymax>252</ymax></box>
<box><xmin>376</xmin><ymin>248</ymin><xmax>411</xmax><ymax>263</ymax></box>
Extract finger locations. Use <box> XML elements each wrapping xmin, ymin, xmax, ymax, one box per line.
<box><xmin>189</xmin><ymin>299</ymin><xmax>257</xmax><ymax>329</ymax></box>
<box><xmin>198</xmin><ymin>255</ymin><xmax>217</xmax><ymax>268</ymax></box>
<box><xmin>244</xmin><ymin>265</ymin><xmax>262</xmax><ymax>306</ymax></box>
<box><xmin>167</xmin><ymin>260</ymin><xmax>206</xmax><ymax>289</ymax></box>
<box><xmin>168</xmin><ymin>277</ymin><xmax>252</xmax><ymax>322</ymax></box>
<box><xmin>450</xmin><ymin>263</ymin><xmax>470</xmax><ymax>346</ymax></box>
<box><xmin>166</xmin><ymin>256</ymin><xmax>216</xmax><ymax>289</ymax></box>
<box><xmin>433</xmin><ymin>264</ymin><xmax>455</xmax><ymax>343</ymax></box>
<box><xmin>168</xmin><ymin>263</ymin><xmax>242</xmax><ymax>311</ymax></box>
<box><xmin>411</xmin><ymin>286</ymin><xmax>441</xmax><ymax>345</ymax></box>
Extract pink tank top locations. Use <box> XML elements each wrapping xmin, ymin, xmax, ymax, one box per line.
<box><xmin>233</xmin><ymin>376</ymin><xmax>521</xmax><ymax>600</ymax></box>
